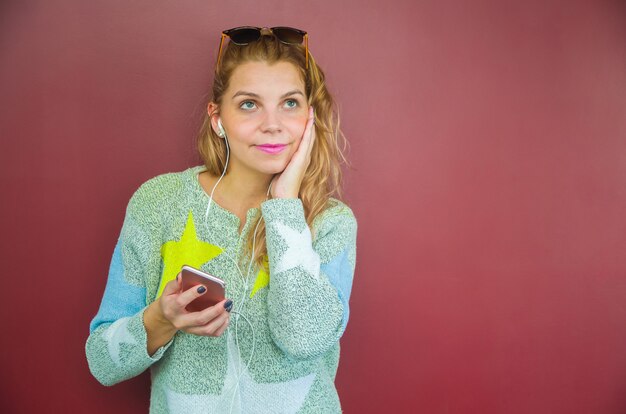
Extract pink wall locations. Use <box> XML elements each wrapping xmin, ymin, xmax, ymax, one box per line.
<box><xmin>1</xmin><ymin>0</ymin><xmax>625</xmax><ymax>412</ymax></box>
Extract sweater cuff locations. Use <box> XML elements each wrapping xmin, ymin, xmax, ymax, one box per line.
<box><xmin>138</xmin><ymin>306</ymin><xmax>173</xmax><ymax>362</ymax></box>
<box><xmin>261</xmin><ymin>198</ymin><xmax>306</xmax><ymax>227</ymax></box>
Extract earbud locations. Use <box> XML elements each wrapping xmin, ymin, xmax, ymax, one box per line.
<box><xmin>217</xmin><ymin>118</ymin><xmax>226</xmax><ymax>138</ymax></box>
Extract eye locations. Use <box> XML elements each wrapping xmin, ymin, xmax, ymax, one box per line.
<box><xmin>240</xmin><ymin>101</ymin><xmax>257</xmax><ymax>110</ymax></box>
<box><xmin>284</xmin><ymin>99</ymin><xmax>298</xmax><ymax>109</ymax></box>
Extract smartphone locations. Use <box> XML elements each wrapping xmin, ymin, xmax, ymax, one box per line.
<box><xmin>180</xmin><ymin>265</ymin><xmax>226</xmax><ymax>312</ymax></box>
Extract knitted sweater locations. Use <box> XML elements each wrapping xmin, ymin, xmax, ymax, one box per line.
<box><xmin>85</xmin><ymin>166</ymin><xmax>358</xmax><ymax>414</ymax></box>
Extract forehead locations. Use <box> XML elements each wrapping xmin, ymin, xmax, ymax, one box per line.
<box><xmin>226</xmin><ymin>61</ymin><xmax>305</xmax><ymax>98</ymax></box>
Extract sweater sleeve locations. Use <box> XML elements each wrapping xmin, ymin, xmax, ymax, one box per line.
<box><xmin>85</xmin><ymin>185</ymin><xmax>172</xmax><ymax>386</ymax></box>
<box><xmin>261</xmin><ymin>198</ymin><xmax>357</xmax><ymax>360</ymax></box>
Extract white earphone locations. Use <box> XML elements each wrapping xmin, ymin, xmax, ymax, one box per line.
<box><xmin>217</xmin><ymin>118</ymin><xmax>226</xmax><ymax>138</ymax></box>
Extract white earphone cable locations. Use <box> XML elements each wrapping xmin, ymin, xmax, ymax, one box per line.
<box><xmin>202</xmin><ymin>124</ymin><xmax>273</xmax><ymax>413</ymax></box>
<box><xmin>204</xmin><ymin>132</ymin><xmax>230</xmax><ymax>223</ymax></box>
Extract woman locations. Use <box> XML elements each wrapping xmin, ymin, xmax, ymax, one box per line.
<box><xmin>86</xmin><ymin>26</ymin><xmax>357</xmax><ymax>413</ymax></box>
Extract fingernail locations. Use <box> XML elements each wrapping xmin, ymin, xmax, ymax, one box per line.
<box><xmin>224</xmin><ymin>299</ymin><xmax>233</xmax><ymax>312</ymax></box>
<box><xmin>197</xmin><ymin>285</ymin><xmax>206</xmax><ymax>294</ymax></box>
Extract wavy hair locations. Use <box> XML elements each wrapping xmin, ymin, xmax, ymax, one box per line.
<box><xmin>197</xmin><ymin>34</ymin><xmax>348</xmax><ymax>268</ymax></box>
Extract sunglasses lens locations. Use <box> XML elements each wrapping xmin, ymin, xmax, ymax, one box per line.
<box><xmin>272</xmin><ymin>27</ymin><xmax>304</xmax><ymax>44</ymax></box>
<box><xmin>227</xmin><ymin>28</ymin><xmax>261</xmax><ymax>45</ymax></box>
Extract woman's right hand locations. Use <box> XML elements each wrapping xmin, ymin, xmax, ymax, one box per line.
<box><xmin>157</xmin><ymin>275</ymin><xmax>232</xmax><ymax>337</ymax></box>
<box><xmin>144</xmin><ymin>275</ymin><xmax>232</xmax><ymax>355</ymax></box>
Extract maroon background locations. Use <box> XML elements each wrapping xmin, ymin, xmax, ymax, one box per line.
<box><xmin>1</xmin><ymin>0</ymin><xmax>626</xmax><ymax>413</ymax></box>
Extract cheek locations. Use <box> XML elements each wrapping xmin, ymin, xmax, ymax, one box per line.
<box><xmin>228</xmin><ymin>122</ymin><xmax>257</xmax><ymax>144</ymax></box>
<box><xmin>285</xmin><ymin>117</ymin><xmax>307</xmax><ymax>141</ymax></box>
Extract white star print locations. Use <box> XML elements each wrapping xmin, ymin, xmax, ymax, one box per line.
<box><xmin>102</xmin><ymin>317</ymin><xmax>138</xmax><ymax>367</ymax></box>
<box><xmin>271</xmin><ymin>221</ymin><xmax>321</xmax><ymax>279</ymax></box>
<box><xmin>165</xmin><ymin>332</ymin><xmax>316</xmax><ymax>414</ymax></box>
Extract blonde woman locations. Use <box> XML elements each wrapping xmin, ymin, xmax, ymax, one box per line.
<box><xmin>86</xmin><ymin>26</ymin><xmax>357</xmax><ymax>413</ymax></box>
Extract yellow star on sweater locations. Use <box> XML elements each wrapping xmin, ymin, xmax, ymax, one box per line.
<box><xmin>157</xmin><ymin>211</ymin><xmax>222</xmax><ymax>297</ymax></box>
<box><xmin>249</xmin><ymin>255</ymin><xmax>270</xmax><ymax>298</ymax></box>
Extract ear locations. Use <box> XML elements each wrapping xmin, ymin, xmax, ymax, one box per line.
<box><xmin>207</xmin><ymin>102</ymin><xmax>221</xmax><ymax>136</ymax></box>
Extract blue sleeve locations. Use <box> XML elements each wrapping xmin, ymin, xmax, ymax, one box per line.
<box><xmin>89</xmin><ymin>241</ymin><xmax>146</xmax><ymax>333</ymax></box>
<box><xmin>85</xmin><ymin>185</ymin><xmax>172</xmax><ymax>386</ymax></box>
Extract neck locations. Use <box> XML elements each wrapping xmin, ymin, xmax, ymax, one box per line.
<box><xmin>217</xmin><ymin>168</ymin><xmax>273</xmax><ymax>209</ymax></box>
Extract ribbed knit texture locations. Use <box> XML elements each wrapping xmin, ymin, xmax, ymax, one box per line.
<box><xmin>85</xmin><ymin>166</ymin><xmax>357</xmax><ymax>413</ymax></box>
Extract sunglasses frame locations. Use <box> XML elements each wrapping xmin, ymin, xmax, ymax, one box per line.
<box><xmin>216</xmin><ymin>26</ymin><xmax>309</xmax><ymax>69</ymax></box>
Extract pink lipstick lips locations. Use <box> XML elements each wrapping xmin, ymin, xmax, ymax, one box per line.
<box><xmin>256</xmin><ymin>144</ymin><xmax>287</xmax><ymax>154</ymax></box>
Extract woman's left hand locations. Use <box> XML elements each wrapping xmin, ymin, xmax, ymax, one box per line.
<box><xmin>270</xmin><ymin>106</ymin><xmax>316</xmax><ymax>199</ymax></box>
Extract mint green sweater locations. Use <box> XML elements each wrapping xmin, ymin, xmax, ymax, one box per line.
<box><xmin>85</xmin><ymin>166</ymin><xmax>357</xmax><ymax>413</ymax></box>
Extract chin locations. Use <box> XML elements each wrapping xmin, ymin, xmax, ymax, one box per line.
<box><xmin>258</xmin><ymin>160</ymin><xmax>290</xmax><ymax>175</ymax></box>
<box><xmin>263</xmin><ymin>166</ymin><xmax>288</xmax><ymax>176</ymax></box>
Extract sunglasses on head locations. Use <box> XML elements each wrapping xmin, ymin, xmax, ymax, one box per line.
<box><xmin>217</xmin><ymin>26</ymin><xmax>309</xmax><ymax>69</ymax></box>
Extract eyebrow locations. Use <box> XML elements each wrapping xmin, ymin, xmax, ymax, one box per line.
<box><xmin>231</xmin><ymin>90</ymin><xmax>305</xmax><ymax>100</ymax></box>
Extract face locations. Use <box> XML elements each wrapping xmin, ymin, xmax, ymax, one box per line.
<box><xmin>209</xmin><ymin>60</ymin><xmax>309</xmax><ymax>179</ymax></box>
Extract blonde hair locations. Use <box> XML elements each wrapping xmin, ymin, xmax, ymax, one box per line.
<box><xmin>197</xmin><ymin>34</ymin><xmax>348</xmax><ymax>268</ymax></box>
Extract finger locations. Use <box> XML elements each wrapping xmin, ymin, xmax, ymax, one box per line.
<box><xmin>175</xmin><ymin>284</ymin><xmax>210</xmax><ymax>309</ymax></box>
<box><xmin>213</xmin><ymin>316</ymin><xmax>230</xmax><ymax>337</ymax></box>
<box><xmin>162</xmin><ymin>274</ymin><xmax>182</xmax><ymax>296</ymax></box>
<box><xmin>290</xmin><ymin>107</ymin><xmax>316</xmax><ymax>164</ymax></box>
<box><xmin>303</xmin><ymin>106</ymin><xmax>316</xmax><ymax>157</ymax></box>
<box><xmin>188</xmin><ymin>298</ymin><xmax>231</xmax><ymax>326</ymax></box>
<box><xmin>173</xmin><ymin>298</ymin><xmax>229</xmax><ymax>330</ymax></box>
<box><xmin>202</xmin><ymin>311</ymin><xmax>230</xmax><ymax>336</ymax></box>
<box><xmin>305</xmin><ymin>120</ymin><xmax>316</xmax><ymax>160</ymax></box>
<box><xmin>186</xmin><ymin>311</ymin><xmax>230</xmax><ymax>337</ymax></box>
<box><xmin>303</xmin><ymin>105</ymin><xmax>315</xmax><ymax>147</ymax></box>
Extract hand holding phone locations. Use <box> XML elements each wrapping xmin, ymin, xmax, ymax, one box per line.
<box><xmin>180</xmin><ymin>265</ymin><xmax>226</xmax><ymax>312</ymax></box>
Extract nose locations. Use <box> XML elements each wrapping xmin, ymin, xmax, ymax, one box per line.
<box><xmin>260</xmin><ymin>108</ymin><xmax>282</xmax><ymax>134</ymax></box>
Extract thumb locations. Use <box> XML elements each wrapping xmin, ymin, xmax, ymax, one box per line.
<box><xmin>162</xmin><ymin>273</ymin><xmax>182</xmax><ymax>296</ymax></box>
